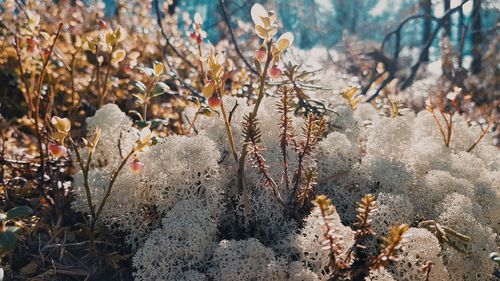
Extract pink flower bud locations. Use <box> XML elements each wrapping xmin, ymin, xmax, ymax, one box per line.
<box><xmin>255</xmin><ymin>48</ymin><xmax>267</xmax><ymax>63</ymax></box>
<box><xmin>129</xmin><ymin>159</ymin><xmax>145</xmax><ymax>173</ymax></box>
<box><xmin>49</xmin><ymin>143</ymin><xmax>67</xmax><ymax>158</ymax></box>
<box><xmin>268</xmin><ymin>66</ymin><xmax>282</xmax><ymax>80</ymax></box>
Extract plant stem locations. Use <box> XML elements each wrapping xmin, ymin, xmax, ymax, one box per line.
<box><xmin>69</xmin><ymin>138</ymin><xmax>96</xmax><ymax>219</ymax></box>
<box><xmin>236</xmin><ymin>40</ymin><xmax>273</xmax><ymax>223</ymax></box>
<box><xmin>95</xmin><ymin>149</ymin><xmax>135</xmax><ymax>220</ymax></box>
<box><xmin>220</xmin><ymin>94</ymin><xmax>238</xmax><ymax>162</ymax></box>
<box><xmin>467</xmin><ymin>118</ymin><xmax>493</xmax><ymax>152</ymax></box>
<box><xmin>187</xmin><ymin>111</ymin><xmax>199</xmax><ymax>134</ymax></box>
<box><xmin>98</xmin><ymin>44</ymin><xmax>116</xmax><ymax>107</ymax></box>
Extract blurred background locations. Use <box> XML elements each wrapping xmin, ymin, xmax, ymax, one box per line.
<box><xmin>99</xmin><ymin>0</ymin><xmax>499</xmax><ymax>66</ymax></box>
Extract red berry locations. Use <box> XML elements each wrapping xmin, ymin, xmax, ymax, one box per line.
<box><xmin>208</xmin><ymin>94</ymin><xmax>221</xmax><ymax>108</ymax></box>
<box><xmin>98</xmin><ymin>19</ymin><xmax>107</xmax><ymax>30</ymax></box>
<box><xmin>129</xmin><ymin>159</ymin><xmax>145</xmax><ymax>172</ymax></box>
<box><xmin>26</xmin><ymin>37</ymin><xmax>38</xmax><ymax>53</ymax></box>
<box><xmin>190</xmin><ymin>32</ymin><xmax>197</xmax><ymax>40</ymax></box>
<box><xmin>42</xmin><ymin>48</ymin><xmax>51</xmax><ymax>58</ymax></box>
<box><xmin>49</xmin><ymin>143</ymin><xmax>67</xmax><ymax>158</ymax></box>
<box><xmin>196</xmin><ymin>35</ymin><xmax>203</xmax><ymax>44</ymax></box>
<box><xmin>268</xmin><ymin>66</ymin><xmax>282</xmax><ymax>80</ymax></box>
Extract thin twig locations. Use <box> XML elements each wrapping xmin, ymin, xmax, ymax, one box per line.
<box><xmin>153</xmin><ymin>0</ymin><xmax>197</xmax><ymax>69</ymax></box>
<box><xmin>219</xmin><ymin>0</ymin><xmax>258</xmax><ymax>75</ymax></box>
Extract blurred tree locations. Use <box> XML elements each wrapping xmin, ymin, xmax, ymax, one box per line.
<box><xmin>471</xmin><ymin>0</ymin><xmax>482</xmax><ymax>74</ymax></box>
<box><xmin>420</xmin><ymin>0</ymin><xmax>432</xmax><ymax>62</ymax></box>
<box><xmin>443</xmin><ymin>0</ymin><xmax>451</xmax><ymax>38</ymax></box>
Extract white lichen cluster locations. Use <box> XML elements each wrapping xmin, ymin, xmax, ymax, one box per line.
<box><xmin>72</xmin><ymin>89</ymin><xmax>498</xmax><ymax>280</ymax></box>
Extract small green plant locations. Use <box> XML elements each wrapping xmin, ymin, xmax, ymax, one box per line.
<box><xmin>50</xmin><ymin>115</ymin><xmax>153</xmax><ymax>254</ymax></box>
<box><xmin>129</xmin><ymin>62</ymin><xmax>170</xmax><ymax>123</ymax></box>
<box><xmin>0</xmin><ymin>206</ymin><xmax>33</xmax><ymax>257</ymax></box>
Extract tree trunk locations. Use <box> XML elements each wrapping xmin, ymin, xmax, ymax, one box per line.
<box><xmin>457</xmin><ymin>4</ymin><xmax>464</xmax><ymax>66</ymax></box>
<box><xmin>443</xmin><ymin>0</ymin><xmax>451</xmax><ymax>38</ymax></box>
<box><xmin>471</xmin><ymin>0</ymin><xmax>482</xmax><ymax>74</ymax></box>
<box><xmin>441</xmin><ymin>0</ymin><xmax>453</xmax><ymax>78</ymax></box>
<box><xmin>421</xmin><ymin>0</ymin><xmax>432</xmax><ymax>62</ymax></box>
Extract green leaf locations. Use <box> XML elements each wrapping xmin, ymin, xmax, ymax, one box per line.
<box><xmin>198</xmin><ymin>107</ymin><xmax>212</xmax><ymax>117</ymax></box>
<box><xmin>188</xmin><ymin>97</ymin><xmax>201</xmax><ymax>107</ymax></box>
<box><xmin>150</xmin><ymin>82</ymin><xmax>170</xmax><ymax>97</ymax></box>
<box><xmin>6</xmin><ymin>206</ymin><xmax>33</xmax><ymax>220</ymax></box>
<box><xmin>128</xmin><ymin>110</ymin><xmax>143</xmax><ymax>121</ymax></box>
<box><xmin>0</xmin><ymin>231</ymin><xmax>17</xmax><ymax>251</ymax></box>
<box><xmin>134</xmin><ymin>120</ymin><xmax>151</xmax><ymax>129</ymax></box>
<box><xmin>132</xmin><ymin>94</ymin><xmax>146</xmax><ymax>104</ymax></box>
<box><xmin>149</xmin><ymin>119</ymin><xmax>169</xmax><ymax>129</ymax></box>
<box><xmin>129</xmin><ymin>81</ymin><xmax>147</xmax><ymax>93</ymax></box>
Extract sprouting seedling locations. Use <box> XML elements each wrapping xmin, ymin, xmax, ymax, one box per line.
<box><xmin>353</xmin><ymin>194</ymin><xmax>377</xmax><ymax>237</ymax></box>
<box><xmin>371</xmin><ymin>224</ymin><xmax>409</xmax><ymax>270</ymax></box>
<box><xmin>130</xmin><ymin>61</ymin><xmax>170</xmax><ymax>122</ymax></box>
<box><xmin>426</xmin><ymin>97</ymin><xmax>455</xmax><ymax>148</ymax></box>
<box><xmin>385</xmin><ymin>97</ymin><xmax>404</xmax><ymax>118</ymax></box>
<box><xmin>344</xmin><ymin>194</ymin><xmax>378</xmax><ymax>266</ymax></box>
<box><xmin>313</xmin><ymin>195</ymin><xmax>349</xmax><ymax>275</ymax></box>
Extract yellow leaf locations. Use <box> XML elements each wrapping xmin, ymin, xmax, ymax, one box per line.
<box><xmin>153</xmin><ymin>61</ymin><xmax>164</xmax><ymax>76</ymax></box>
<box><xmin>276</xmin><ymin>32</ymin><xmax>294</xmax><ymax>51</ymax></box>
<box><xmin>105</xmin><ymin>31</ymin><xmax>116</xmax><ymax>46</ymax></box>
<box><xmin>112</xmin><ymin>49</ymin><xmax>126</xmax><ymax>63</ymax></box>
<box><xmin>51</xmin><ymin>116</ymin><xmax>71</xmax><ymax>133</ymax></box>
<box><xmin>202</xmin><ymin>81</ymin><xmax>215</xmax><ymax>98</ymax></box>
<box><xmin>255</xmin><ymin>25</ymin><xmax>268</xmax><ymax>39</ymax></box>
